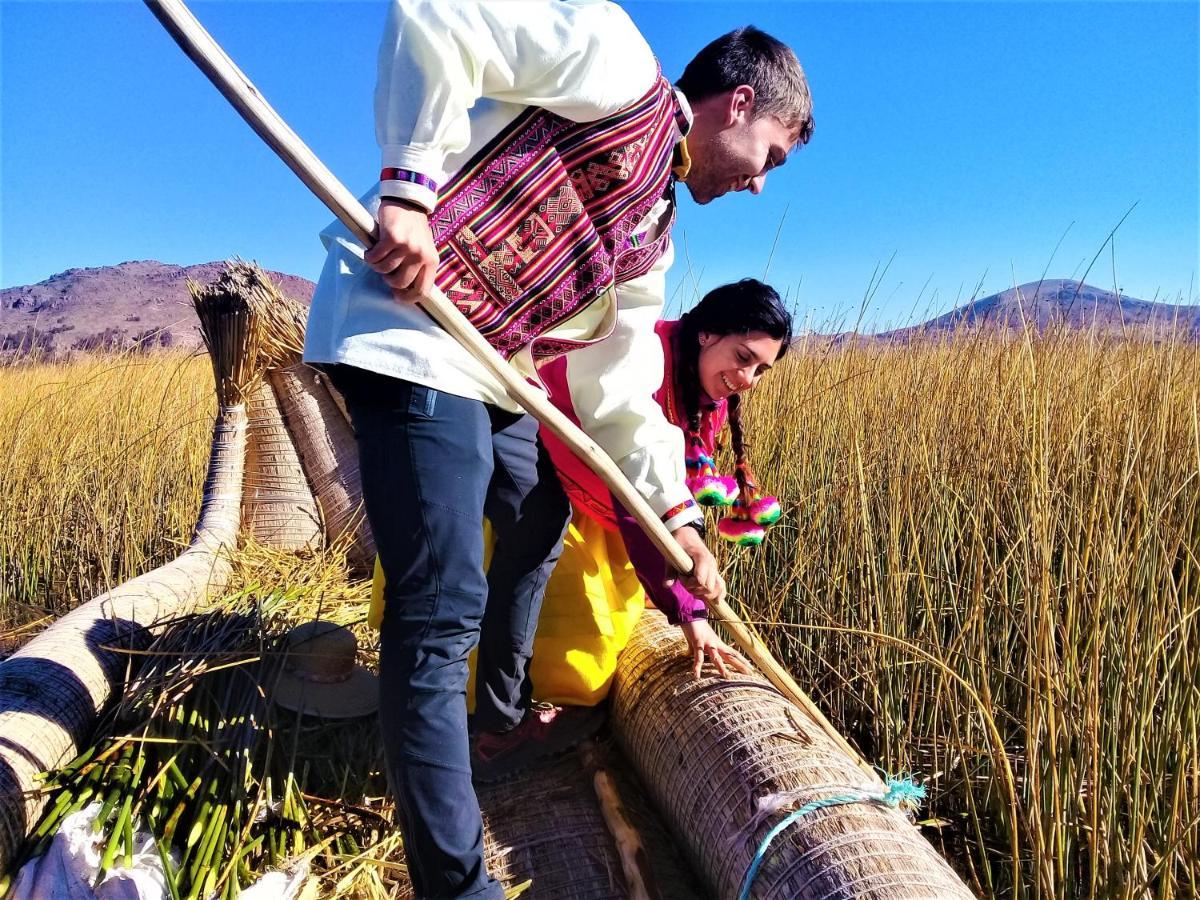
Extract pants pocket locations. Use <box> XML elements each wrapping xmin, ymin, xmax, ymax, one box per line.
<box><xmin>408</xmin><ymin>384</ymin><xmax>438</xmax><ymax>419</ymax></box>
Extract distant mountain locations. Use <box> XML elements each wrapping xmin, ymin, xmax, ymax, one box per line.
<box><xmin>876</xmin><ymin>280</ymin><xmax>1199</xmax><ymax>342</ymax></box>
<box><xmin>0</xmin><ymin>260</ymin><xmax>315</xmax><ymax>358</ymax></box>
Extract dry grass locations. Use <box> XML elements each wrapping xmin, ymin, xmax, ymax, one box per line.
<box><xmin>0</xmin><ymin>352</ymin><xmax>213</xmax><ymax>624</ymax></box>
<box><xmin>718</xmin><ymin>328</ymin><xmax>1200</xmax><ymax>898</ymax></box>
<box><xmin>4</xmin><ymin>330</ymin><xmax>1199</xmax><ymax>897</ymax></box>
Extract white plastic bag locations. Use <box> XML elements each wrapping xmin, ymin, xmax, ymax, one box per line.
<box><xmin>10</xmin><ymin>802</ymin><xmax>171</xmax><ymax>900</ymax></box>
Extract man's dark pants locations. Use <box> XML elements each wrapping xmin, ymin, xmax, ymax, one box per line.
<box><xmin>327</xmin><ymin>365</ymin><xmax>570</xmax><ymax>900</ymax></box>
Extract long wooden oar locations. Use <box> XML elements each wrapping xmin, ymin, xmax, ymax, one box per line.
<box><xmin>144</xmin><ymin>0</ymin><xmax>870</xmax><ymax>773</ymax></box>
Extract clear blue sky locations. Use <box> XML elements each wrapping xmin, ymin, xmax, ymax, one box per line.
<box><xmin>2</xmin><ymin>1</ymin><xmax>1196</xmax><ymax>330</ymax></box>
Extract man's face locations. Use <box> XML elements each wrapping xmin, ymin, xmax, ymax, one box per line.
<box><xmin>683</xmin><ymin>88</ymin><xmax>798</xmax><ymax>205</ymax></box>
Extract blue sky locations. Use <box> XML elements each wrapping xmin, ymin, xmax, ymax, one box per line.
<box><xmin>2</xmin><ymin>1</ymin><xmax>1196</xmax><ymax>330</ymax></box>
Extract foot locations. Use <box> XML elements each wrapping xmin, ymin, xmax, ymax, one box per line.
<box><xmin>472</xmin><ymin>702</ymin><xmax>606</xmax><ymax>782</ymax></box>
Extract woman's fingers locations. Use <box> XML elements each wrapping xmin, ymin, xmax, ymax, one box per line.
<box><xmin>687</xmin><ymin>566</ymin><xmax>726</xmax><ymax>605</ymax></box>
<box><xmin>725</xmin><ymin>648</ymin><xmax>753</xmax><ymax>675</ymax></box>
<box><xmin>709</xmin><ymin>645</ymin><xmax>731</xmax><ymax>678</ymax></box>
<box><xmin>694</xmin><ymin>644</ymin><xmax>752</xmax><ymax>679</ymax></box>
<box><xmin>682</xmin><ymin>620</ymin><xmax>752</xmax><ymax>680</ymax></box>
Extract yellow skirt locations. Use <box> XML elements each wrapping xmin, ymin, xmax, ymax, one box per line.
<box><xmin>369</xmin><ymin>511</ymin><xmax>647</xmax><ymax>709</ymax></box>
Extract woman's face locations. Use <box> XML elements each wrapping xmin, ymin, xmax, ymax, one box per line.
<box><xmin>696</xmin><ymin>330</ymin><xmax>783</xmax><ymax>401</ymax></box>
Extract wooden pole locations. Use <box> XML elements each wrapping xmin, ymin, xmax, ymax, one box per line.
<box><xmin>143</xmin><ymin>0</ymin><xmax>870</xmax><ymax>772</ymax></box>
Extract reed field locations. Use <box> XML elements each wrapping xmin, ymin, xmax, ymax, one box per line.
<box><xmin>0</xmin><ymin>353</ymin><xmax>213</xmax><ymax>629</ymax></box>
<box><xmin>1</xmin><ymin>330</ymin><xmax>1197</xmax><ymax>897</ymax></box>
<box><xmin>722</xmin><ymin>329</ymin><xmax>1200</xmax><ymax>898</ymax></box>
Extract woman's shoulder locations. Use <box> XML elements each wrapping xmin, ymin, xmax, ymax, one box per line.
<box><xmin>654</xmin><ymin>318</ymin><xmax>680</xmax><ymax>339</ymax></box>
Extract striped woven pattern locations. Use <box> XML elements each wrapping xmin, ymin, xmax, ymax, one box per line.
<box><xmin>430</xmin><ymin>72</ymin><xmax>680</xmax><ymax>360</ymax></box>
<box><xmin>380</xmin><ymin>167</ymin><xmax>438</xmax><ymax>192</ymax></box>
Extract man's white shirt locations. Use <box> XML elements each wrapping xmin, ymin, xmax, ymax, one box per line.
<box><xmin>303</xmin><ymin>0</ymin><xmax>700</xmax><ymax>530</ymax></box>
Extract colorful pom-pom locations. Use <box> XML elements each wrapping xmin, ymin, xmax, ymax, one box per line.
<box><xmin>749</xmin><ymin>496</ymin><xmax>781</xmax><ymax>525</ymax></box>
<box><xmin>689</xmin><ymin>474</ymin><xmax>738</xmax><ymax>507</ymax></box>
<box><xmin>716</xmin><ymin>476</ymin><xmax>740</xmax><ymax>503</ymax></box>
<box><xmin>718</xmin><ymin>517</ymin><xmax>766</xmax><ymax>546</ymax></box>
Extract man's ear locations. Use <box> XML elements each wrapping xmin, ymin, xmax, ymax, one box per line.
<box><xmin>726</xmin><ymin>85</ymin><xmax>756</xmax><ymax>126</ymax></box>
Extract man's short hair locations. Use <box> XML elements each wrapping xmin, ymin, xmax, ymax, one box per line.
<box><xmin>678</xmin><ymin>26</ymin><xmax>814</xmax><ymax>145</ymax></box>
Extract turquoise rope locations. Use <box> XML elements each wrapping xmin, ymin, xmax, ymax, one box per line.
<box><xmin>735</xmin><ymin>777</ymin><xmax>927</xmax><ymax>900</ymax></box>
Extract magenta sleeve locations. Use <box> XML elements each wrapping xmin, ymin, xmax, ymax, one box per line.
<box><xmin>612</xmin><ymin>496</ymin><xmax>708</xmax><ymax>625</ymax></box>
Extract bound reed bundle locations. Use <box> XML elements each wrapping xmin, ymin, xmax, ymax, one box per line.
<box><xmin>206</xmin><ymin>261</ymin><xmax>325</xmax><ymax>551</ymax></box>
<box><xmin>188</xmin><ymin>268</ymin><xmax>261</xmax><ymax>408</ymax></box>
<box><xmin>387</xmin><ymin>746</ymin><xmax>699</xmax><ymax>900</ymax></box>
<box><xmin>611</xmin><ymin>612</ymin><xmax>974</xmax><ymax>899</ymax></box>
<box><xmin>199</xmin><ymin>260</ymin><xmax>373</xmax><ymax>568</ymax></box>
<box><xmin>227</xmin><ymin>260</ymin><xmax>308</xmax><ymax>370</ymax></box>
<box><xmin>242</xmin><ymin>380</ymin><xmax>324</xmax><ymax>550</ymax></box>
<box><xmin>269</xmin><ymin>364</ymin><xmax>375</xmax><ymax>571</ymax></box>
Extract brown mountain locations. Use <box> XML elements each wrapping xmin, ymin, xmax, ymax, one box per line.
<box><xmin>0</xmin><ymin>260</ymin><xmax>315</xmax><ymax>358</ymax></box>
<box><xmin>875</xmin><ymin>280</ymin><xmax>1199</xmax><ymax>342</ymax></box>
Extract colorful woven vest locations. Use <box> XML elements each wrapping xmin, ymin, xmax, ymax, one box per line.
<box><xmin>429</xmin><ymin>72</ymin><xmax>680</xmax><ymax>361</ymax></box>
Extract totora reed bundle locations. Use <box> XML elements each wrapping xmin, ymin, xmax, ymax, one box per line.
<box><xmin>212</xmin><ymin>262</ymin><xmax>324</xmax><ymax>551</ymax></box>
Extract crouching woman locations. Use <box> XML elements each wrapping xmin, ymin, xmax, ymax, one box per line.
<box><xmin>525</xmin><ymin>277</ymin><xmax>792</xmax><ymax>709</ymax></box>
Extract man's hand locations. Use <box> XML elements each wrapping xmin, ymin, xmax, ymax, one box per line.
<box><xmin>365</xmin><ymin>199</ymin><xmax>438</xmax><ymax>298</ymax></box>
<box><xmin>665</xmin><ymin>524</ymin><xmax>726</xmax><ymax>605</ymax></box>
<box><xmin>680</xmin><ymin>619</ymin><xmax>752</xmax><ymax>679</ymax></box>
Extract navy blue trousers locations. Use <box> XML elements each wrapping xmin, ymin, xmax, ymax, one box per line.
<box><xmin>327</xmin><ymin>365</ymin><xmax>570</xmax><ymax>900</ymax></box>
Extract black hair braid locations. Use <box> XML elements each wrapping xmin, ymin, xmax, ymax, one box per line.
<box><xmin>675</xmin><ymin>314</ymin><xmax>705</xmax><ymax>440</ymax></box>
<box><xmin>726</xmin><ymin>393</ymin><xmax>756</xmax><ymax>499</ymax></box>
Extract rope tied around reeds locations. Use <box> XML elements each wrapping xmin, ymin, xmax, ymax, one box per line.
<box><xmin>735</xmin><ymin>776</ymin><xmax>927</xmax><ymax>900</ymax></box>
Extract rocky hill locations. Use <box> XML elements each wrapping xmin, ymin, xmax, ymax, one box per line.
<box><xmin>876</xmin><ymin>280</ymin><xmax>1198</xmax><ymax>342</ymax></box>
<box><xmin>0</xmin><ymin>260</ymin><xmax>315</xmax><ymax>358</ymax></box>
<box><xmin>5</xmin><ymin>265</ymin><xmax>1195</xmax><ymax>362</ymax></box>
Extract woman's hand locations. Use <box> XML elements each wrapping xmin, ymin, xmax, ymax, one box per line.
<box><xmin>680</xmin><ymin>619</ymin><xmax>752</xmax><ymax>679</ymax></box>
<box><xmin>667</xmin><ymin>524</ymin><xmax>726</xmax><ymax>605</ymax></box>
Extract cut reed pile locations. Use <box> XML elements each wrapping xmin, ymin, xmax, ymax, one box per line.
<box><xmin>5</xmin><ymin>541</ymin><xmax>402</xmax><ymax>899</ymax></box>
<box><xmin>0</xmin><ymin>353</ymin><xmax>213</xmax><ymax>621</ymax></box>
<box><xmin>722</xmin><ymin>328</ymin><xmax>1200</xmax><ymax>898</ymax></box>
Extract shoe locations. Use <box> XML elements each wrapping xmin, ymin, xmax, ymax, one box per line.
<box><xmin>472</xmin><ymin>701</ymin><xmax>606</xmax><ymax>782</ymax></box>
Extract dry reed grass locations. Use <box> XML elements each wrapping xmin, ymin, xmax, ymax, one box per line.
<box><xmin>718</xmin><ymin>327</ymin><xmax>1200</xmax><ymax>898</ymax></box>
<box><xmin>0</xmin><ymin>352</ymin><xmax>213</xmax><ymax>623</ymax></box>
<box><xmin>4</xmin><ymin>326</ymin><xmax>1197</xmax><ymax>897</ymax></box>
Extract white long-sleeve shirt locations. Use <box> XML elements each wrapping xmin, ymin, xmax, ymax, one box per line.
<box><xmin>303</xmin><ymin>0</ymin><xmax>700</xmax><ymax>531</ymax></box>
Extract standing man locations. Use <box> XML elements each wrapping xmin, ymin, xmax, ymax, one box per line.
<box><xmin>303</xmin><ymin>3</ymin><xmax>813</xmax><ymax>897</ymax></box>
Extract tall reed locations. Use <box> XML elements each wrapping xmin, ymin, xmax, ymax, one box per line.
<box><xmin>0</xmin><ymin>353</ymin><xmax>213</xmax><ymax>622</ymax></box>
<box><xmin>4</xmin><ymin>326</ymin><xmax>1197</xmax><ymax>897</ymax></box>
<box><xmin>719</xmin><ymin>328</ymin><xmax>1200</xmax><ymax>898</ymax></box>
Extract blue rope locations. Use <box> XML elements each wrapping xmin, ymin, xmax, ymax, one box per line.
<box><xmin>735</xmin><ymin>777</ymin><xmax>927</xmax><ymax>900</ymax></box>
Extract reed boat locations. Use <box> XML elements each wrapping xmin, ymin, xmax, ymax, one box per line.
<box><xmin>0</xmin><ymin>266</ymin><xmax>973</xmax><ymax>898</ymax></box>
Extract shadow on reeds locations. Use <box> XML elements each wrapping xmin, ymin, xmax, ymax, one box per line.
<box><xmin>0</xmin><ymin>615</ymin><xmax>153</xmax><ymax>873</ymax></box>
